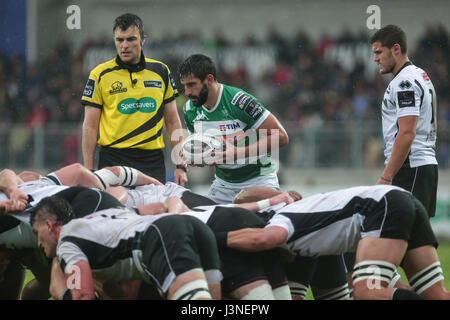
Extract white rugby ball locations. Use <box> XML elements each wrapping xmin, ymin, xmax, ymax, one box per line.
<box><xmin>181</xmin><ymin>133</ymin><xmax>224</xmax><ymax>165</ymax></box>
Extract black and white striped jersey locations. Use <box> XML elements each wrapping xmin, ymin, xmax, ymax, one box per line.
<box><xmin>182</xmin><ymin>204</ymin><xmax>236</xmax><ymax>224</ymax></box>
<box><xmin>125</xmin><ymin>182</ymin><xmax>189</xmax><ymax>207</ymax></box>
<box><xmin>57</xmin><ymin>208</ymin><xmax>171</xmax><ymax>281</ymax></box>
<box><xmin>266</xmin><ymin>185</ymin><xmax>409</xmax><ymax>257</ymax></box>
<box><xmin>381</xmin><ymin>62</ymin><xmax>437</xmax><ymax>168</ymax></box>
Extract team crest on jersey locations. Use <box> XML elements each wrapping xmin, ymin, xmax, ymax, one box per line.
<box><xmin>398</xmin><ymin>80</ymin><xmax>412</xmax><ymax>90</ymax></box>
<box><xmin>109</xmin><ymin>81</ymin><xmax>128</xmax><ymax>95</ymax></box>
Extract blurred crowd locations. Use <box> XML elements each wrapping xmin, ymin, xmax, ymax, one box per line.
<box><xmin>0</xmin><ymin>24</ymin><xmax>448</xmax><ymax>169</ymax></box>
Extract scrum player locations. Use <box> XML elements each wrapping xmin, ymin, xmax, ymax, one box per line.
<box><xmin>0</xmin><ymin>163</ymin><xmax>156</xmax><ymax>299</ymax></box>
<box><xmin>221</xmin><ymin>185</ymin><xmax>450</xmax><ymax>300</ymax></box>
<box><xmin>30</xmin><ymin>196</ymin><xmax>222</xmax><ymax>300</ymax></box>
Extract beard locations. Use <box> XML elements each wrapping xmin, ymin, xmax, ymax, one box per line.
<box><xmin>380</xmin><ymin>53</ymin><xmax>396</xmax><ymax>74</ymax></box>
<box><xmin>189</xmin><ymin>83</ymin><xmax>209</xmax><ymax>107</ymax></box>
<box><xmin>380</xmin><ymin>62</ymin><xmax>395</xmax><ymax>74</ymax></box>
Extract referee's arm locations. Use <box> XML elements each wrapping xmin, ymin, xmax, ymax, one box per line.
<box><xmin>82</xmin><ymin>106</ymin><xmax>101</xmax><ymax>171</ymax></box>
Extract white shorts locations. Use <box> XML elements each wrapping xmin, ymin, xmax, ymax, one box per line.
<box><xmin>207</xmin><ymin>173</ymin><xmax>279</xmax><ymax>204</ymax></box>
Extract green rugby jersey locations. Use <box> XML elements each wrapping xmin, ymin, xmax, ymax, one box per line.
<box><xmin>183</xmin><ymin>84</ymin><xmax>275</xmax><ymax>183</ymax></box>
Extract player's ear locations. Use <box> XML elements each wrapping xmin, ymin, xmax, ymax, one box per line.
<box><xmin>47</xmin><ymin>219</ymin><xmax>58</xmax><ymax>232</ymax></box>
<box><xmin>392</xmin><ymin>43</ymin><xmax>402</xmax><ymax>56</ymax></box>
<box><xmin>205</xmin><ymin>74</ymin><xmax>215</xmax><ymax>84</ymax></box>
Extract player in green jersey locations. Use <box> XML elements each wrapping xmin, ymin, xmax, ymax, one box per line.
<box><xmin>179</xmin><ymin>54</ymin><xmax>289</xmax><ymax>203</ymax></box>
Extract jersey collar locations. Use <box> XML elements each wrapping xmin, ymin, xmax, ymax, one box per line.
<box><xmin>115</xmin><ymin>50</ymin><xmax>146</xmax><ymax>73</ymax></box>
<box><xmin>393</xmin><ymin>61</ymin><xmax>413</xmax><ymax>78</ymax></box>
<box><xmin>202</xmin><ymin>84</ymin><xmax>223</xmax><ymax>113</ymax></box>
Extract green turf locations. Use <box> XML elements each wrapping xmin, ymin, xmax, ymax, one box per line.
<box><xmin>23</xmin><ymin>243</ymin><xmax>450</xmax><ymax>300</ymax></box>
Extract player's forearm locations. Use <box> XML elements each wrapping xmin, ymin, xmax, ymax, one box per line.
<box><xmin>81</xmin><ymin>127</ymin><xmax>98</xmax><ymax>170</ymax></box>
<box><xmin>164</xmin><ymin>102</ymin><xmax>184</xmax><ymax>149</ymax></box>
<box><xmin>68</xmin><ymin>260</ymin><xmax>96</xmax><ymax>300</ymax></box>
<box><xmin>235</xmin><ymin>192</ymin><xmax>292</xmax><ymax>212</ymax></box>
<box><xmin>220</xmin><ymin>228</ymin><xmax>273</xmax><ymax>252</ymax></box>
<box><xmin>383</xmin><ymin>131</ymin><xmax>415</xmax><ymax>180</ymax></box>
<box><xmin>0</xmin><ymin>169</ymin><xmax>21</xmax><ymax>196</ymax></box>
<box><xmin>238</xmin><ymin>129</ymin><xmax>288</xmax><ymax>159</ymax></box>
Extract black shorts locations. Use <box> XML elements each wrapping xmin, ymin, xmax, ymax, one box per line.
<box><xmin>140</xmin><ymin>215</ymin><xmax>220</xmax><ymax>295</ymax></box>
<box><xmin>52</xmin><ymin>186</ymin><xmax>124</xmax><ymax>218</ymax></box>
<box><xmin>393</xmin><ymin>164</ymin><xmax>438</xmax><ymax>217</ymax></box>
<box><xmin>284</xmin><ymin>255</ymin><xmax>348</xmax><ymax>289</ymax></box>
<box><xmin>363</xmin><ymin>190</ymin><xmax>438</xmax><ymax>249</ymax></box>
<box><xmin>181</xmin><ymin>191</ymin><xmax>218</xmax><ymax>208</ymax></box>
<box><xmin>99</xmin><ymin>146</ymin><xmax>166</xmax><ymax>183</ymax></box>
<box><xmin>206</xmin><ymin>206</ymin><xmax>287</xmax><ymax>293</ymax></box>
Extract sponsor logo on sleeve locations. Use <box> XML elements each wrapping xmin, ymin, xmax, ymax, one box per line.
<box><xmin>82</xmin><ymin>78</ymin><xmax>96</xmax><ymax>99</ymax></box>
<box><xmin>143</xmin><ymin>80</ymin><xmax>163</xmax><ymax>88</ymax></box>
<box><xmin>231</xmin><ymin>91</ymin><xmax>245</xmax><ymax>105</ymax></box>
<box><xmin>397</xmin><ymin>91</ymin><xmax>415</xmax><ymax>108</ymax></box>
<box><xmin>244</xmin><ymin>100</ymin><xmax>264</xmax><ymax>120</ymax></box>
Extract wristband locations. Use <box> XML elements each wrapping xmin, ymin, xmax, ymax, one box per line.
<box><xmin>257</xmin><ymin>199</ymin><xmax>271</xmax><ymax>210</ymax></box>
<box><xmin>176</xmin><ymin>164</ymin><xmax>187</xmax><ymax>172</ymax></box>
<box><xmin>381</xmin><ymin>176</ymin><xmax>392</xmax><ymax>183</ymax></box>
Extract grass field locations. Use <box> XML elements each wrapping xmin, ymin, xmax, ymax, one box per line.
<box><xmin>23</xmin><ymin>243</ymin><xmax>450</xmax><ymax>300</ymax></box>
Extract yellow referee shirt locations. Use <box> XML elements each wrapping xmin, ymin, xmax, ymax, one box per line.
<box><xmin>81</xmin><ymin>54</ymin><xmax>178</xmax><ymax>150</ymax></box>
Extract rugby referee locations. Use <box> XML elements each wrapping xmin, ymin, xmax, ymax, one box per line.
<box><xmin>81</xmin><ymin>13</ymin><xmax>187</xmax><ymax>185</ymax></box>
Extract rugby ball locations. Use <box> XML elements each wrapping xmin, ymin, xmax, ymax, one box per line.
<box><xmin>181</xmin><ymin>133</ymin><xmax>224</xmax><ymax>165</ymax></box>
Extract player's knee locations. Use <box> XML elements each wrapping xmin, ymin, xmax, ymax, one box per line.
<box><xmin>67</xmin><ymin>162</ymin><xmax>84</xmax><ymax>172</ymax></box>
<box><xmin>170</xmin><ymin>279</ymin><xmax>212</xmax><ymax>300</ymax></box>
<box><xmin>104</xmin><ymin>166</ymin><xmax>120</xmax><ymax>176</ymax></box>
<box><xmin>352</xmin><ymin>260</ymin><xmax>396</xmax><ymax>299</ymax></box>
<box><xmin>240</xmin><ymin>282</ymin><xmax>275</xmax><ymax>300</ymax></box>
<box><xmin>94</xmin><ymin>166</ymin><xmax>138</xmax><ymax>188</ymax></box>
<box><xmin>352</xmin><ymin>282</ymin><xmax>376</xmax><ymax>300</ymax></box>
<box><xmin>272</xmin><ymin>284</ymin><xmax>292</xmax><ymax>300</ymax></box>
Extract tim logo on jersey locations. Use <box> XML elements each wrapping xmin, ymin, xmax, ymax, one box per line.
<box><xmin>219</xmin><ymin>123</ymin><xmax>241</xmax><ymax>131</ymax></box>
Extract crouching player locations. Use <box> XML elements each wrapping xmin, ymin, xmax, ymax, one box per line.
<box><xmin>221</xmin><ymin>185</ymin><xmax>450</xmax><ymax>300</ymax></box>
<box><xmin>30</xmin><ymin>196</ymin><xmax>222</xmax><ymax>300</ymax></box>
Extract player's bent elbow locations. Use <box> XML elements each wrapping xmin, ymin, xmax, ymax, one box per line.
<box><xmin>280</xmin><ymin>131</ymin><xmax>289</xmax><ymax>147</ymax></box>
<box><xmin>254</xmin><ymin>232</ymin><xmax>279</xmax><ymax>251</ymax></box>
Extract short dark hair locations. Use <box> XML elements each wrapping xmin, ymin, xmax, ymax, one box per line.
<box><xmin>178</xmin><ymin>54</ymin><xmax>217</xmax><ymax>81</ymax></box>
<box><xmin>370</xmin><ymin>24</ymin><xmax>408</xmax><ymax>54</ymax></box>
<box><xmin>113</xmin><ymin>13</ymin><xmax>144</xmax><ymax>40</ymax></box>
<box><xmin>30</xmin><ymin>196</ymin><xmax>74</xmax><ymax>227</ymax></box>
